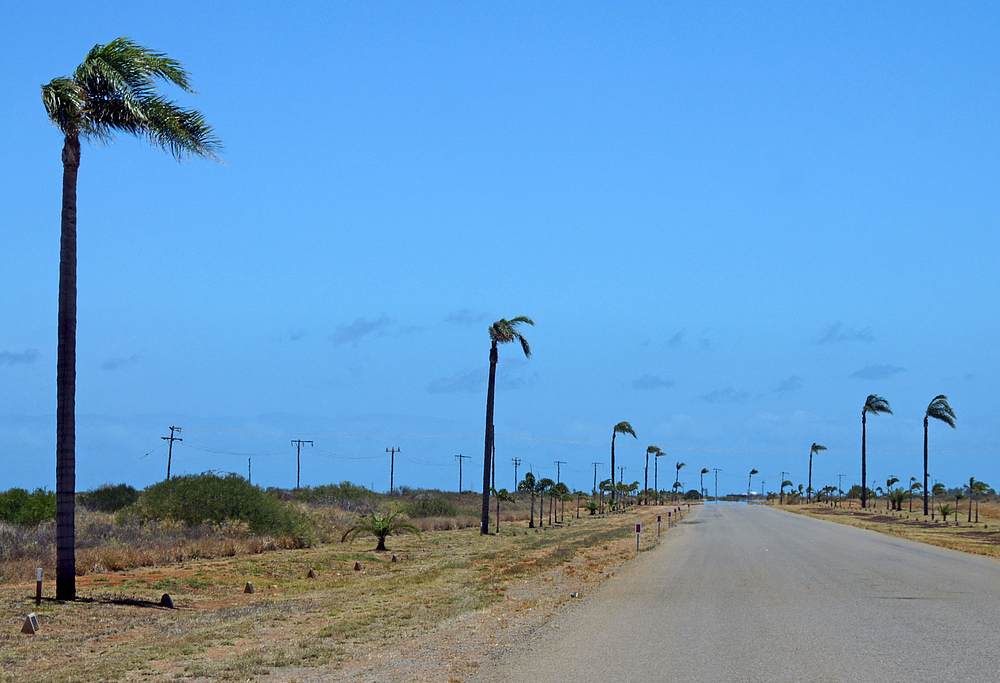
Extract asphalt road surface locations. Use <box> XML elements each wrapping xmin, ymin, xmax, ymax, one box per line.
<box><xmin>474</xmin><ymin>504</ymin><xmax>1000</xmax><ymax>682</ymax></box>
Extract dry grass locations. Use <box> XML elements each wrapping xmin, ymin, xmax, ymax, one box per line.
<box><xmin>0</xmin><ymin>505</ymin><xmax>677</xmax><ymax>683</ymax></box>
<box><xmin>779</xmin><ymin>498</ymin><xmax>1000</xmax><ymax>558</ymax></box>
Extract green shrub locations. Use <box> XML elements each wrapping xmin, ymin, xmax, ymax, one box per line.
<box><xmin>78</xmin><ymin>483</ymin><xmax>140</xmax><ymax>513</ymax></box>
<box><xmin>404</xmin><ymin>495</ymin><xmax>458</xmax><ymax>518</ymax></box>
<box><xmin>291</xmin><ymin>481</ymin><xmax>377</xmax><ymax>509</ymax></box>
<box><xmin>0</xmin><ymin>488</ymin><xmax>56</xmax><ymax>525</ymax></box>
<box><xmin>119</xmin><ymin>472</ymin><xmax>313</xmax><ymax>546</ymax></box>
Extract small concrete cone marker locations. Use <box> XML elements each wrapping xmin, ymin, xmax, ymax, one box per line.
<box><xmin>160</xmin><ymin>594</ymin><xmax>174</xmax><ymax>609</ymax></box>
<box><xmin>21</xmin><ymin>613</ymin><xmax>39</xmax><ymax>634</ymax></box>
<box><xmin>307</xmin><ymin>568</ymin><xmax>318</xmax><ymax>579</ymax></box>
<box><xmin>354</xmin><ymin>561</ymin><xmax>363</xmax><ymax>571</ymax></box>
<box><xmin>244</xmin><ymin>582</ymin><xmax>255</xmax><ymax>594</ymax></box>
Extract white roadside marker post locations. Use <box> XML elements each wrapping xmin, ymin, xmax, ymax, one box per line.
<box><xmin>635</xmin><ymin>522</ymin><xmax>641</xmax><ymax>551</ymax></box>
<box><xmin>35</xmin><ymin>569</ymin><xmax>42</xmax><ymax>606</ymax></box>
<box><xmin>657</xmin><ymin>514</ymin><xmax>662</xmax><ymax>537</ymax></box>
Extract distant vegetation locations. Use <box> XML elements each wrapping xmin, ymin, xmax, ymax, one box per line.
<box><xmin>0</xmin><ymin>488</ymin><xmax>55</xmax><ymax>525</ymax></box>
<box><xmin>118</xmin><ymin>472</ymin><xmax>313</xmax><ymax>546</ymax></box>
<box><xmin>78</xmin><ymin>483</ymin><xmax>140</xmax><ymax>513</ymax></box>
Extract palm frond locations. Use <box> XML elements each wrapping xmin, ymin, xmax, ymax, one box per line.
<box><xmin>43</xmin><ymin>37</ymin><xmax>221</xmax><ymax>160</ymax></box>
<box><xmin>749</xmin><ymin>469</ymin><xmax>759</xmax><ymax>475</ymax></box>
<box><xmin>489</xmin><ymin>316</ymin><xmax>534</xmax><ymax>357</ymax></box>
<box><xmin>811</xmin><ymin>443</ymin><xmax>827</xmax><ymax>455</ymax></box>
<box><xmin>701</xmin><ymin>468</ymin><xmax>709</xmax><ymax>474</ymax></box>
<box><xmin>863</xmin><ymin>394</ymin><xmax>892</xmax><ymax>416</ymax></box>
<box><xmin>926</xmin><ymin>394</ymin><xmax>956</xmax><ymax>428</ymax></box>
<box><xmin>646</xmin><ymin>445</ymin><xmax>661</xmax><ymax>455</ymax></box>
<box><xmin>676</xmin><ymin>462</ymin><xmax>686</xmax><ymax>470</ymax></box>
<box><xmin>41</xmin><ymin>77</ymin><xmax>86</xmax><ymax>135</ymax></box>
<box><xmin>613</xmin><ymin>421</ymin><xmax>636</xmax><ymax>438</ymax></box>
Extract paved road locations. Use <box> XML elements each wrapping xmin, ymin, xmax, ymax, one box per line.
<box><xmin>474</xmin><ymin>504</ymin><xmax>1000</xmax><ymax>682</ymax></box>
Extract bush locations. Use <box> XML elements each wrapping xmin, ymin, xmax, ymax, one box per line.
<box><xmin>404</xmin><ymin>495</ymin><xmax>458</xmax><ymax>518</ymax></box>
<box><xmin>0</xmin><ymin>488</ymin><xmax>56</xmax><ymax>525</ymax></box>
<box><xmin>119</xmin><ymin>472</ymin><xmax>313</xmax><ymax>545</ymax></box>
<box><xmin>78</xmin><ymin>483</ymin><xmax>140</xmax><ymax>513</ymax></box>
<box><xmin>290</xmin><ymin>481</ymin><xmax>377</xmax><ymax>510</ymax></box>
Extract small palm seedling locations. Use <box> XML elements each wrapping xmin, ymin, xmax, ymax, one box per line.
<box><xmin>341</xmin><ymin>511</ymin><xmax>419</xmax><ymax>552</ymax></box>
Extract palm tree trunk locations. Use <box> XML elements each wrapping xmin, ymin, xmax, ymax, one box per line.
<box><xmin>481</xmin><ymin>343</ymin><xmax>497</xmax><ymax>535</ymax></box>
<box><xmin>529</xmin><ymin>492</ymin><xmax>535</xmax><ymax>528</ymax></box>
<box><xmin>923</xmin><ymin>416</ymin><xmax>929</xmax><ymax>516</ymax></box>
<box><xmin>56</xmin><ymin>134</ymin><xmax>80</xmax><ymax>601</ymax></box>
<box><xmin>496</xmin><ymin>495</ymin><xmax>500</xmax><ymax>533</ymax></box>
<box><xmin>808</xmin><ymin>453</ymin><xmax>813</xmax><ymax>504</ymax></box>
<box><xmin>644</xmin><ymin>453</ymin><xmax>649</xmax><ymax>506</ymax></box>
<box><xmin>861</xmin><ymin>412</ymin><xmax>867</xmax><ymax>510</ymax></box>
<box><xmin>610</xmin><ymin>432</ymin><xmax>616</xmax><ymax>502</ymax></box>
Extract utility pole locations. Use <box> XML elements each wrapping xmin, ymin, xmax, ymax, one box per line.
<box><xmin>714</xmin><ymin>468</ymin><xmax>723</xmax><ymax>502</ymax></box>
<box><xmin>838</xmin><ymin>473</ymin><xmax>846</xmax><ymax>507</ymax></box>
<box><xmin>592</xmin><ymin>462</ymin><xmax>603</xmax><ymax>494</ymax></box>
<box><xmin>248</xmin><ymin>457</ymin><xmax>251</xmax><ymax>485</ymax></box>
<box><xmin>554</xmin><ymin>460</ymin><xmax>567</xmax><ymax>484</ymax></box>
<box><xmin>455</xmin><ymin>454</ymin><xmax>471</xmax><ymax>492</ymax></box>
<box><xmin>512</xmin><ymin>457</ymin><xmax>521</xmax><ymax>488</ymax></box>
<box><xmin>162</xmin><ymin>426</ymin><xmax>182</xmax><ymax>480</ymax></box>
<box><xmin>291</xmin><ymin>439</ymin><xmax>313</xmax><ymax>490</ymax></box>
<box><xmin>618</xmin><ymin>466</ymin><xmax>626</xmax><ymax>482</ymax></box>
<box><xmin>780</xmin><ymin>471</ymin><xmax>789</xmax><ymax>504</ymax></box>
<box><xmin>386</xmin><ymin>447</ymin><xmax>400</xmax><ymax>493</ymax></box>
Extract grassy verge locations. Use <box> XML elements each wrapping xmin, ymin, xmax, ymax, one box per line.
<box><xmin>778</xmin><ymin>500</ymin><xmax>1000</xmax><ymax>558</ymax></box>
<box><xmin>0</xmin><ymin>506</ymin><xmax>679</xmax><ymax>682</ymax></box>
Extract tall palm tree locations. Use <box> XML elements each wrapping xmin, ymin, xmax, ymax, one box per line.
<box><xmin>971</xmin><ymin>479</ymin><xmax>989</xmax><ymax>523</ymax></box>
<box><xmin>861</xmin><ymin>395</ymin><xmax>892</xmax><ymax>509</ymax></box>
<box><xmin>931</xmin><ymin>482</ymin><xmax>946</xmax><ymax>520</ymax></box>
<box><xmin>536</xmin><ymin>477</ymin><xmax>555</xmax><ymax>527</ymax></box>
<box><xmin>780</xmin><ymin>479</ymin><xmax>793</xmax><ymax>505</ymax></box>
<box><xmin>482</xmin><ymin>316</ymin><xmax>534</xmax><ymax>535</ymax></box>
<box><xmin>748</xmin><ymin>469</ymin><xmax>759</xmax><ymax>503</ymax></box>
<box><xmin>923</xmin><ymin>395</ymin><xmax>956</xmax><ymax>516</ymax></box>
<box><xmin>909</xmin><ymin>478</ymin><xmax>921</xmax><ymax>513</ymax></box>
<box><xmin>885</xmin><ymin>476</ymin><xmax>900</xmax><ymax>510</ymax></box>
<box><xmin>42</xmin><ymin>39</ymin><xmax>221</xmax><ymax>600</ymax></box>
<box><xmin>700</xmin><ymin>468</ymin><xmax>710</xmax><ymax>498</ymax></box>
<box><xmin>491</xmin><ymin>487</ymin><xmax>514</xmax><ymax>533</ymax></box>
<box><xmin>674</xmin><ymin>462</ymin><xmax>686</xmax><ymax>502</ymax></box>
<box><xmin>651</xmin><ymin>448</ymin><xmax>664</xmax><ymax>504</ymax></box>
<box><xmin>808</xmin><ymin>443</ymin><xmax>827</xmax><ymax>503</ymax></box>
<box><xmin>644</xmin><ymin>446</ymin><xmax>658</xmax><ymax>505</ymax></box>
<box><xmin>518</xmin><ymin>472</ymin><xmax>537</xmax><ymax>528</ymax></box>
<box><xmin>610</xmin><ymin>422</ymin><xmax>636</xmax><ymax>501</ymax></box>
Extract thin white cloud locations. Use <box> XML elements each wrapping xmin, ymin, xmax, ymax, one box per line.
<box><xmin>816</xmin><ymin>323</ymin><xmax>874</xmax><ymax>345</ymax></box>
<box><xmin>101</xmin><ymin>353</ymin><xmax>141</xmax><ymax>371</ymax></box>
<box><xmin>0</xmin><ymin>349</ymin><xmax>38</xmax><ymax>365</ymax></box>
<box><xmin>427</xmin><ymin>369</ymin><xmax>484</xmax><ymax>394</ymax></box>
<box><xmin>632</xmin><ymin>375</ymin><xmax>675</xmax><ymax>390</ymax></box>
<box><xmin>851</xmin><ymin>364</ymin><xmax>905</xmax><ymax>380</ymax></box>
<box><xmin>330</xmin><ymin>314</ymin><xmax>393</xmax><ymax>346</ymax></box>
<box><xmin>702</xmin><ymin>388</ymin><xmax>749</xmax><ymax>404</ymax></box>
<box><xmin>445</xmin><ymin>309</ymin><xmax>487</xmax><ymax>326</ymax></box>
<box><xmin>775</xmin><ymin>375</ymin><xmax>803</xmax><ymax>394</ymax></box>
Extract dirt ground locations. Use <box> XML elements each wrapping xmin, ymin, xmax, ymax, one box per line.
<box><xmin>1</xmin><ymin>505</ymin><xmax>690</xmax><ymax>682</ymax></box>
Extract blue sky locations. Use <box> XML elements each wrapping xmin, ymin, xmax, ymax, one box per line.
<box><xmin>2</xmin><ymin>1</ymin><xmax>998</xmax><ymax>498</ymax></box>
